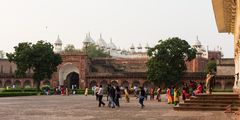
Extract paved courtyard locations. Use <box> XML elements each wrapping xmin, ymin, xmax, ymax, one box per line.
<box><xmin>0</xmin><ymin>95</ymin><xmax>236</xmax><ymax>120</ymax></box>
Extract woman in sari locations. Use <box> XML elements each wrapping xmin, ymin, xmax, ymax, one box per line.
<box><xmin>166</xmin><ymin>87</ymin><xmax>172</xmax><ymax>104</ymax></box>
<box><xmin>124</xmin><ymin>87</ymin><xmax>130</xmax><ymax>103</ymax></box>
<box><xmin>205</xmin><ymin>71</ymin><xmax>214</xmax><ymax>94</ymax></box>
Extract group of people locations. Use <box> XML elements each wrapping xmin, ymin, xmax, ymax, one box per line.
<box><xmin>53</xmin><ymin>85</ymin><xmax>77</xmax><ymax>95</ymax></box>
<box><xmin>93</xmin><ymin>84</ymin><xmax>163</xmax><ymax>109</ymax></box>
<box><xmin>166</xmin><ymin>86</ymin><xmax>181</xmax><ymax>106</ymax></box>
<box><xmin>92</xmin><ymin>84</ymin><xmax>122</xmax><ymax>108</ymax></box>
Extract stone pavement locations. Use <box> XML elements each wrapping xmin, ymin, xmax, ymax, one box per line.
<box><xmin>0</xmin><ymin>95</ymin><xmax>236</xmax><ymax>120</ymax></box>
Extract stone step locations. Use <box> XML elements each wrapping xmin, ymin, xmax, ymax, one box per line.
<box><xmin>174</xmin><ymin>106</ymin><xmax>239</xmax><ymax>111</ymax></box>
<box><xmin>195</xmin><ymin>94</ymin><xmax>240</xmax><ymax>97</ymax></box>
<box><xmin>190</xmin><ymin>97</ymin><xmax>240</xmax><ymax>100</ymax></box>
<box><xmin>179</xmin><ymin>103</ymin><xmax>240</xmax><ymax>107</ymax></box>
<box><xmin>184</xmin><ymin>99</ymin><xmax>240</xmax><ymax>104</ymax></box>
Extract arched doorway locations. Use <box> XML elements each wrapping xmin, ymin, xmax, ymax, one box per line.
<box><xmin>111</xmin><ymin>80</ymin><xmax>119</xmax><ymax>86</ymax></box>
<box><xmin>66</xmin><ymin>72</ymin><xmax>79</xmax><ymax>89</ymax></box>
<box><xmin>100</xmin><ymin>80</ymin><xmax>108</xmax><ymax>89</ymax></box>
<box><xmin>225</xmin><ymin>82</ymin><xmax>234</xmax><ymax>89</ymax></box>
<box><xmin>23</xmin><ymin>80</ymin><xmax>31</xmax><ymax>88</ymax></box>
<box><xmin>43</xmin><ymin>80</ymin><xmax>51</xmax><ymax>86</ymax></box>
<box><xmin>59</xmin><ymin>63</ymin><xmax>80</xmax><ymax>87</ymax></box>
<box><xmin>132</xmin><ymin>80</ymin><xmax>140</xmax><ymax>87</ymax></box>
<box><xmin>0</xmin><ymin>80</ymin><xmax>2</xmax><ymax>88</ymax></box>
<box><xmin>143</xmin><ymin>81</ymin><xmax>152</xmax><ymax>89</ymax></box>
<box><xmin>4</xmin><ymin>80</ymin><xmax>12</xmax><ymax>88</ymax></box>
<box><xmin>122</xmin><ymin>81</ymin><xmax>129</xmax><ymax>88</ymax></box>
<box><xmin>14</xmin><ymin>80</ymin><xmax>21</xmax><ymax>88</ymax></box>
<box><xmin>215</xmin><ymin>82</ymin><xmax>222</xmax><ymax>89</ymax></box>
<box><xmin>89</xmin><ymin>80</ymin><xmax>97</xmax><ymax>88</ymax></box>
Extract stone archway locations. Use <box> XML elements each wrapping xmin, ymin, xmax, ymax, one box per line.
<box><xmin>132</xmin><ymin>80</ymin><xmax>140</xmax><ymax>87</ymax></box>
<box><xmin>111</xmin><ymin>80</ymin><xmax>119</xmax><ymax>86</ymax></box>
<box><xmin>23</xmin><ymin>80</ymin><xmax>31</xmax><ymax>88</ymax></box>
<box><xmin>14</xmin><ymin>80</ymin><xmax>21</xmax><ymax>88</ymax></box>
<box><xmin>0</xmin><ymin>80</ymin><xmax>2</xmax><ymax>88</ymax></box>
<box><xmin>59</xmin><ymin>63</ymin><xmax>80</xmax><ymax>87</ymax></box>
<box><xmin>89</xmin><ymin>80</ymin><xmax>97</xmax><ymax>88</ymax></box>
<box><xmin>215</xmin><ymin>82</ymin><xmax>222</xmax><ymax>89</ymax></box>
<box><xmin>121</xmin><ymin>81</ymin><xmax>129</xmax><ymax>88</ymax></box>
<box><xmin>65</xmin><ymin>72</ymin><xmax>79</xmax><ymax>89</ymax></box>
<box><xmin>4</xmin><ymin>80</ymin><xmax>12</xmax><ymax>88</ymax></box>
<box><xmin>100</xmin><ymin>80</ymin><xmax>108</xmax><ymax>89</ymax></box>
<box><xmin>43</xmin><ymin>80</ymin><xmax>51</xmax><ymax>86</ymax></box>
<box><xmin>143</xmin><ymin>81</ymin><xmax>152</xmax><ymax>89</ymax></box>
<box><xmin>225</xmin><ymin>82</ymin><xmax>234</xmax><ymax>89</ymax></box>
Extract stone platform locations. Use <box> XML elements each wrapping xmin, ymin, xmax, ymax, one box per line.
<box><xmin>0</xmin><ymin>95</ymin><xmax>237</xmax><ymax>120</ymax></box>
<box><xmin>174</xmin><ymin>93</ymin><xmax>240</xmax><ymax>111</ymax></box>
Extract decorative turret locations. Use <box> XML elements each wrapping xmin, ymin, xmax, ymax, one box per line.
<box><xmin>193</xmin><ymin>36</ymin><xmax>204</xmax><ymax>58</ymax></box>
<box><xmin>88</xmin><ymin>32</ymin><xmax>95</xmax><ymax>44</ymax></box>
<box><xmin>137</xmin><ymin>43</ymin><xmax>142</xmax><ymax>52</ymax></box>
<box><xmin>0</xmin><ymin>50</ymin><xmax>4</xmax><ymax>59</ymax></box>
<box><xmin>54</xmin><ymin>35</ymin><xmax>63</xmax><ymax>53</ymax></box>
<box><xmin>130</xmin><ymin>43</ymin><xmax>135</xmax><ymax>53</ymax></box>
<box><xmin>109</xmin><ymin>38</ymin><xmax>117</xmax><ymax>50</ymax></box>
<box><xmin>96</xmin><ymin>34</ymin><xmax>107</xmax><ymax>49</ymax></box>
<box><xmin>145</xmin><ymin>43</ymin><xmax>150</xmax><ymax>51</ymax></box>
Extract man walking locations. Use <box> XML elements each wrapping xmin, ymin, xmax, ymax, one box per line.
<box><xmin>98</xmin><ymin>85</ymin><xmax>105</xmax><ymax>107</ymax></box>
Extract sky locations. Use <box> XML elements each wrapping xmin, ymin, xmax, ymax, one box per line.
<box><xmin>0</xmin><ymin>0</ymin><xmax>234</xmax><ymax>58</ymax></box>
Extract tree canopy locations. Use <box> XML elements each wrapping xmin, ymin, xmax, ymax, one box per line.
<box><xmin>147</xmin><ymin>37</ymin><xmax>196</xmax><ymax>86</ymax></box>
<box><xmin>82</xmin><ymin>44</ymin><xmax>109</xmax><ymax>58</ymax></box>
<box><xmin>7</xmin><ymin>40</ymin><xmax>62</xmax><ymax>92</ymax></box>
<box><xmin>205</xmin><ymin>60</ymin><xmax>217</xmax><ymax>73</ymax></box>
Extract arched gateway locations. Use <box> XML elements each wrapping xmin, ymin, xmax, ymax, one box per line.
<box><xmin>59</xmin><ymin>63</ymin><xmax>80</xmax><ymax>89</ymax></box>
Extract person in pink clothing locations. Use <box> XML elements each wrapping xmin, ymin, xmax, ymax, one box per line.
<box><xmin>194</xmin><ymin>83</ymin><xmax>203</xmax><ymax>95</ymax></box>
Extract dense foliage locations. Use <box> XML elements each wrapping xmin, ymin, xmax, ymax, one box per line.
<box><xmin>147</xmin><ymin>37</ymin><xmax>197</xmax><ymax>86</ymax></box>
<box><xmin>82</xmin><ymin>44</ymin><xmax>109</xmax><ymax>58</ymax></box>
<box><xmin>6</xmin><ymin>40</ymin><xmax>62</xmax><ymax>92</ymax></box>
<box><xmin>205</xmin><ymin>60</ymin><xmax>217</xmax><ymax>73</ymax></box>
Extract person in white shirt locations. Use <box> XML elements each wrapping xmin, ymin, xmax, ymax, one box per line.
<box><xmin>98</xmin><ymin>85</ymin><xmax>105</xmax><ymax>107</ymax></box>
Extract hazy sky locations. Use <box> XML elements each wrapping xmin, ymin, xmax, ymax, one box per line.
<box><xmin>0</xmin><ymin>0</ymin><xmax>234</xmax><ymax>58</ymax></box>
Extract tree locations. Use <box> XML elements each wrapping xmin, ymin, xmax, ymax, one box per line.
<box><xmin>147</xmin><ymin>37</ymin><xmax>197</xmax><ymax>86</ymax></box>
<box><xmin>82</xmin><ymin>44</ymin><xmax>109</xmax><ymax>58</ymax></box>
<box><xmin>205</xmin><ymin>60</ymin><xmax>217</xmax><ymax>73</ymax></box>
<box><xmin>64</xmin><ymin>44</ymin><xmax>76</xmax><ymax>52</ymax></box>
<box><xmin>7</xmin><ymin>40</ymin><xmax>62</xmax><ymax>92</ymax></box>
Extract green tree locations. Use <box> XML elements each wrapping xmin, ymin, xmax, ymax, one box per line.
<box><xmin>205</xmin><ymin>60</ymin><xmax>217</xmax><ymax>73</ymax></box>
<box><xmin>64</xmin><ymin>44</ymin><xmax>76</xmax><ymax>52</ymax></box>
<box><xmin>82</xmin><ymin>44</ymin><xmax>109</xmax><ymax>58</ymax></box>
<box><xmin>147</xmin><ymin>37</ymin><xmax>196</xmax><ymax>86</ymax></box>
<box><xmin>63</xmin><ymin>44</ymin><xmax>81</xmax><ymax>53</ymax></box>
<box><xmin>7</xmin><ymin>40</ymin><xmax>62</xmax><ymax>92</ymax></box>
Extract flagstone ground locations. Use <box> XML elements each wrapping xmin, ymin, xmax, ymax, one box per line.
<box><xmin>0</xmin><ymin>95</ymin><xmax>236</xmax><ymax>120</ymax></box>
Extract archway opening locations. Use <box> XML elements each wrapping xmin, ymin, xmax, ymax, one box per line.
<box><xmin>143</xmin><ymin>81</ymin><xmax>152</xmax><ymax>89</ymax></box>
<box><xmin>132</xmin><ymin>80</ymin><xmax>140</xmax><ymax>87</ymax></box>
<box><xmin>4</xmin><ymin>80</ymin><xmax>12</xmax><ymax>88</ymax></box>
<box><xmin>100</xmin><ymin>80</ymin><xmax>108</xmax><ymax>89</ymax></box>
<box><xmin>66</xmin><ymin>72</ymin><xmax>79</xmax><ymax>89</ymax></box>
<box><xmin>89</xmin><ymin>80</ymin><xmax>97</xmax><ymax>88</ymax></box>
<box><xmin>122</xmin><ymin>81</ymin><xmax>129</xmax><ymax>88</ymax></box>
<box><xmin>14</xmin><ymin>80</ymin><xmax>21</xmax><ymax>88</ymax></box>
<box><xmin>225</xmin><ymin>82</ymin><xmax>234</xmax><ymax>89</ymax></box>
<box><xmin>0</xmin><ymin>81</ymin><xmax>2</xmax><ymax>88</ymax></box>
<box><xmin>215</xmin><ymin>82</ymin><xmax>222</xmax><ymax>89</ymax></box>
<box><xmin>24</xmin><ymin>80</ymin><xmax>31</xmax><ymax>88</ymax></box>
<box><xmin>43</xmin><ymin>80</ymin><xmax>51</xmax><ymax>86</ymax></box>
<box><xmin>111</xmin><ymin>81</ymin><xmax>119</xmax><ymax>86</ymax></box>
